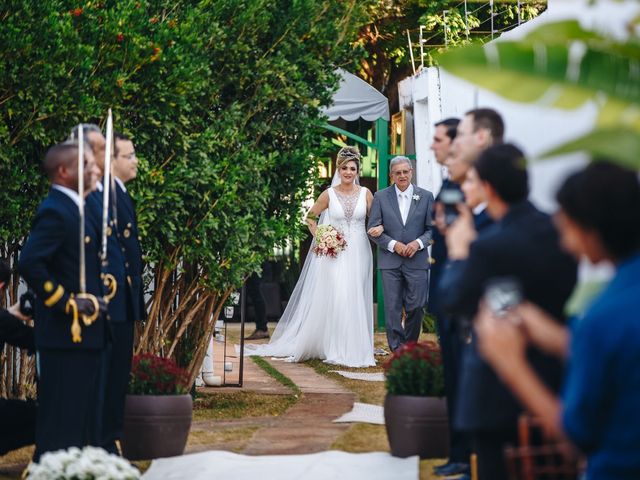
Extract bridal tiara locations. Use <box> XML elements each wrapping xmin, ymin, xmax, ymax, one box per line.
<box><xmin>337</xmin><ymin>147</ymin><xmax>361</xmax><ymax>161</ymax></box>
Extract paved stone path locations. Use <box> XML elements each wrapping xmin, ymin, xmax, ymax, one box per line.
<box><xmin>243</xmin><ymin>359</ymin><xmax>356</xmax><ymax>455</ymax></box>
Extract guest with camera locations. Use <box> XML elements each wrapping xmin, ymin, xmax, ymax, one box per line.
<box><xmin>439</xmin><ymin>143</ymin><xmax>578</xmax><ymax>480</ymax></box>
<box><xmin>0</xmin><ymin>259</ymin><xmax>36</xmax><ymax>456</ymax></box>
<box><xmin>429</xmin><ymin>109</ymin><xmax>503</xmax><ymax>478</ymax></box>
<box><xmin>476</xmin><ymin>160</ymin><xmax>640</xmax><ymax>480</ymax></box>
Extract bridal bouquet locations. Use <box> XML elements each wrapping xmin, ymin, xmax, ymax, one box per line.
<box><xmin>25</xmin><ymin>446</ymin><xmax>141</xmax><ymax>480</ymax></box>
<box><xmin>313</xmin><ymin>225</ymin><xmax>347</xmax><ymax>258</ymax></box>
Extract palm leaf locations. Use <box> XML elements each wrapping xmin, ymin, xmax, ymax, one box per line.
<box><xmin>543</xmin><ymin>127</ymin><xmax>640</xmax><ymax>169</ymax></box>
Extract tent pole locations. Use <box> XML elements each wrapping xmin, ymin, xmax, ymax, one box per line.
<box><xmin>375</xmin><ymin>118</ymin><xmax>389</xmax><ymax>332</ymax></box>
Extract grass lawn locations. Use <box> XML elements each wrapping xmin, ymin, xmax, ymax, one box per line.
<box><xmin>193</xmin><ymin>390</ymin><xmax>297</xmax><ymax>420</ymax></box>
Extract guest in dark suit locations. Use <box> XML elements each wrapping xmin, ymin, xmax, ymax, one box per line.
<box><xmin>430</xmin><ymin>109</ymin><xmax>503</xmax><ymax>478</ymax></box>
<box><xmin>476</xmin><ymin>161</ymin><xmax>640</xmax><ymax>480</ymax></box>
<box><xmin>96</xmin><ymin>132</ymin><xmax>146</xmax><ymax>454</ymax></box>
<box><xmin>19</xmin><ymin>142</ymin><xmax>107</xmax><ymax>460</ymax></box>
<box><xmin>440</xmin><ymin>144</ymin><xmax>578</xmax><ymax>480</ymax></box>
<box><xmin>0</xmin><ymin>259</ymin><xmax>36</xmax><ymax>455</ymax></box>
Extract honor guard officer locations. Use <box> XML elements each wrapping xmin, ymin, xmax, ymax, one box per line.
<box><xmin>71</xmin><ymin>121</ymin><xmax>129</xmax><ymax>455</ymax></box>
<box><xmin>112</xmin><ymin>132</ymin><xmax>145</xmax><ymax>326</ymax></box>
<box><xmin>19</xmin><ymin>141</ymin><xmax>108</xmax><ymax>460</ymax></box>
<box><xmin>102</xmin><ymin>132</ymin><xmax>146</xmax><ymax>452</ymax></box>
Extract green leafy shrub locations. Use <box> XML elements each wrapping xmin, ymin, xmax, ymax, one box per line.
<box><xmin>0</xmin><ymin>0</ymin><xmax>369</xmax><ymax>389</ymax></box>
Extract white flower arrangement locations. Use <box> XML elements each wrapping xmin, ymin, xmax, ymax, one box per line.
<box><xmin>25</xmin><ymin>446</ymin><xmax>141</xmax><ymax>480</ymax></box>
<box><xmin>412</xmin><ymin>194</ymin><xmax>420</xmax><ymax>201</ymax></box>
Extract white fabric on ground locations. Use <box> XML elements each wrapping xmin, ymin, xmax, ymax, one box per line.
<box><xmin>330</xmin><ymin>371</ymin><xmax>385</xmax><ymax>382</ymax></box>
<box><xmin>333</xmin><ymin>402</ymin><xmax>385</xmax><ymax>425</ymax></box>
<box><xmin>142</xmin><ymin>450</ymin><xmax>417</xmax><ymax>480</ymax></box>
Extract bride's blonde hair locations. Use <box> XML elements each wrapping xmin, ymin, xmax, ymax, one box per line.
<box><xmin>336</xmin><ymin>146</ymin><xmax>361</xmax><ymax>171</ymax></box>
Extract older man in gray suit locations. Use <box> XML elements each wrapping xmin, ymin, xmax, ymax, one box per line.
<box><xmin>368</xmin><ymin>156</ymin><xmax>434</xmax><ymax>351</ymax></box>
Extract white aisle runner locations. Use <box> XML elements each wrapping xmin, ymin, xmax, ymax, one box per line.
<box><xmin>142</xmin><ymin>450</ymin><xmax>418</xmax><ymax>480</ymax></box>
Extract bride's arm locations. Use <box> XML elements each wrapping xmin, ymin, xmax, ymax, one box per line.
<box><xmin>305</xmin><ymin>190</ymin><xmax>329</xmax><ymax>237</ymax></box>
<box><xmin>365</xmin><ymin>188</ymin><xmax>384</xmax><ymax>237</ymax></box>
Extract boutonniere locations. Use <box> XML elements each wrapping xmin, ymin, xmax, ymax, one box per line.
<box><xmin>412</xmin><ymin>194</ymin><xmax>420</xmax><ymax>202</ymax></box>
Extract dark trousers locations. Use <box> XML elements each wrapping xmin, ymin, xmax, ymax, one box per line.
<box><xmin>0</xmin><ymin>398</ymin><xmax>36</xmax><ymax>455</ymax></box>
<box><xmin>246</xmin><ymin>273</ymin><xmax>267</xmax><ymax>331</ymax></box>
<box><xmin>102</xmin><ymin>322</ymin><xmax>134</xmax><ymax>454</ymax></box>
<box><xmin>35</xmin><ymin>348</ymin><xmax>106</xmax><ymax>461</ymax></box>
<box><xmin>437</xmin><ymin>315</ymin><xmax>471</xmax><ymax>463</ymax></box>
<box><xmin>473</xmin><ymin>427</ymin><xmax>519</xmax><ymax>480</ymax></box>
<box><xmin>381</xmin><ymin>266</ymin><xmax>428</xmax><ymax>351</ymax></box>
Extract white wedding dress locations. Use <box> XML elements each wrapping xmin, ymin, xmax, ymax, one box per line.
<box><xmin>245</xmin><ymin>186</ymin><xmax>375</xmax><ymax>367</ymax></box>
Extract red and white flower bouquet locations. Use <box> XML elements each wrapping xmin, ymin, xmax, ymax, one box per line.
<box><xmin>312</xmin><ymin>225</ymin><xmax>347</xmax><ymax>258</ymax></box>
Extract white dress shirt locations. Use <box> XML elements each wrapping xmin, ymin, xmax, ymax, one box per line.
<box><xmin>52</xmin><ymin>184</ymin><xmax>82</xmax><ymax>208</ymax></box>
<box><xmin>387</xmin><ymin>184</ymin><xmax>424</xmax><ymax>253</ymax></box>
<box><xmin>115</xmin><ymin>177</ymin><xmax>127</xmax><ymax>192</ymax></box>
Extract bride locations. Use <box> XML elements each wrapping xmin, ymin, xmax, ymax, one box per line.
<box><xmin>245</xmin><ymin>146</ymin><xmax>381</xmax><ymax>367</ymax></box>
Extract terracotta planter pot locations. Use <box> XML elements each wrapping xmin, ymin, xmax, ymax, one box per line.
<box><xmin>384</xmin><ymin>394</ymin><xmax>450</xmax><ymax>459</ymax></box>
<box><xmin>121</xmin><ymin>394</ymin><xmax>193</xmax><ymax>461</ymax></box>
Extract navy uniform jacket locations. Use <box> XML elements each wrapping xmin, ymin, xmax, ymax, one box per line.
<box><xmin>440</xmin><ymin>200</ymin><xmax>577</xmax><ymax>430</ymax></box>
<box><xmin>86</xmin><ymin>189</ymin><xmax>127</xmax><ymax>323</ymax></box>
<box><xmin>115</xmin><ymin>181</ymin><xmax>145</xmax><ymax>322</ymax></box>
<box><xmin>19</xmin><ymin>189</ymin><xmax>107</xmax><ymax>350</ymax></box>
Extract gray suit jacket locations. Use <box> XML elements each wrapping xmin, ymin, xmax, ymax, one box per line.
<box><xmin>368</xmin><ymin>185</ymin><xmax>434</xmax><ymax>270</ymax></box>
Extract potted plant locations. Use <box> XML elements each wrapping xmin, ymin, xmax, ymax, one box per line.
<box><xmin>121</xmin><ymin>353</ymin><xmax>193</xmax><ymax>461</ymax></box>
<box><xmin>383</xmin><ymin>340</ymin><xmax>449</xmax><ymax>459</ymax></box>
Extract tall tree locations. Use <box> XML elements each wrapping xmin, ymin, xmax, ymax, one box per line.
<box><xmin>0</xmin><ymin>0</ymin><xmax>370</xmax><ymax>390</ymax></box>
<box><xmin>357</xmin><ymin>0</ymin><xmax>546</xmax><ymax>110</ymax></box>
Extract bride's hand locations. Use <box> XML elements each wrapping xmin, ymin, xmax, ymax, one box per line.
<box><xmin>367</xmin><ymin>225</ymin><xmax>384</xmax><ymax>238</ymax></box>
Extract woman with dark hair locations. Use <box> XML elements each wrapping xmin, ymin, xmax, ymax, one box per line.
<box><xmin>475</xmin><ymin>160</ymin><xmax>640</xmax><ymax>480</ymax></box>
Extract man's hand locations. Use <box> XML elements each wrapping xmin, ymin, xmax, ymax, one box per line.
<box><xmin>475</xmin><ymin>302</ymin><xmax>528</xmax><ymax>376</ymax></box>
<box><xmin>97</xmin><ymin>297</ymin><xmax>107</xmax><ymax>315</ymax></box>
<box><xmin>8</xmin><ymin>302</ymin><xmax>31</xmax><ymax>322</ymax></box>
<box><xmin>445</xmin><ymin>204</ymin><xmax>477</xmax><ymax>260</ymax></box>
<box><xmin>434</xmin><ymin>203</ymin><xmax>447</xmax><ymax>235</ymax></box>
<box><xmin>367</xmin><ymin>225</ymin><xmax>384</xmax><ymax>238</ymax></box>
<box><xmin>394</xmin><ymin>241</ymin><xmax>408</xmax><ymax>256</ymax></box>
<box><xmin>403</xmin><ymin>240</ymin><xmax>421</xmax><ymax>258</ymax></box>
<box><xmin>76</xmin><ymin>297</ymin><xmax>97</xmax><ymax>317</ymax></box>
<box><xmin>514</xmin><ymin>302</ymin><xmax>569</xmax><ymax>358</ymax></box>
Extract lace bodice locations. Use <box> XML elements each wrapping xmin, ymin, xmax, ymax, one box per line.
<box><xmin>327</xmin><ymin>187</ymin><xmax>366</xmax><ymax>233</ymax></box>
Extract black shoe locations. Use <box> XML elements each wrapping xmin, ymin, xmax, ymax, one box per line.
<box><xmin>245</xmin><ymin>329</ymin><xmax>269</xmax><ymax>340</ymax></box>
<box><xmin>434</xmin><ymin>462</ymin><xmax>470</xmax><ymax>476</ymax></box>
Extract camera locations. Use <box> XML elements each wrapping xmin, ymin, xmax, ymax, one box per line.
<box><xmin>439</xmin><ymin>187</ymin><xmax>465</xmax><ymax>226</ymax></box>
<box><xmin>19</xmin><ymin>290</ymin><xmax>36</xmax><ymax>318</ymax></box>
<box><xmin>484</xmin><ymin>277</ymin><xmax>523</xmax><ymax>318</ymax></box>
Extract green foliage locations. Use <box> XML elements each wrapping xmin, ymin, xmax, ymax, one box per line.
<box><xmin>357</xmin><ymin>1</ymin><xmax>545</xmax><ymax>96</ymax></box>
<box><xmin>0</xmin><ymin>0</ymin><xmax>370</xmax><ymax>383</ymax></box>
<box><xmin>422</xmin><ymin>310</ymin><xmax>437</xmax><ymax>334</ymax></box>
<box><xmin>438</xmin><ymin>18</ymin><xmax>640</xmax><ymax>167</ymax></box>
<box><xmin>383</xmin><ymin>340</ymin><xmax>444</xmax><ymax>397</ymax></box>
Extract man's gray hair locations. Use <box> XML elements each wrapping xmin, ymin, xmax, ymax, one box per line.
<box><xmin>389</xmin><ymin>156</ymin><xmax>412</xmax><ymax>170</ymax></box>
<box><xmin>68</xmin><ymin>123</ymin><xmax>102</xmax><ymax>142</ymax></box>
